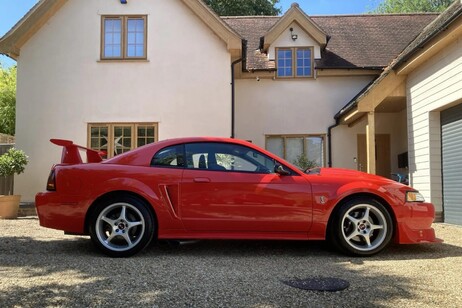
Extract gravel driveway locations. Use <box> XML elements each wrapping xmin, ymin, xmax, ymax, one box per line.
<box><xmin>1</xmin><ymin>218</ymin><xmax>461</xmax><ymax>307</ymax></box>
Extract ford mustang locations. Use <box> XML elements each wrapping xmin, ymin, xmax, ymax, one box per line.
<box><xmin>35</xmin><ymin>137</ymin><xmax>440</xmax><ymax>257</ymax></box>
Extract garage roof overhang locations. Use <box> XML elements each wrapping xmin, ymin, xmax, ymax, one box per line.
<box><xmin>335</xmin><ymin>1</ymin><xmax>462</xmax><ymax>125</ymax></box>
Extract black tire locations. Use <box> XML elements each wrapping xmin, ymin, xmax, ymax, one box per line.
<box><xmin>89</xmin><ymin>196</ymin><xmax>155</xmax><ymax>257</ymax></box>
<box><xmin>330</xmin><ymin>198</ymin><xmax>393</xmax><ymax>256</ymax></box>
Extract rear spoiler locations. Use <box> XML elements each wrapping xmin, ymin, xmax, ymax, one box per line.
<box><xmin>50</xmin><ymin>139</ymin><xmax>103</xmax><ymax>164</ymax></box>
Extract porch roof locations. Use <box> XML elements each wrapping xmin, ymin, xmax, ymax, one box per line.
<box><xmin>335</xmin><ymin>1</ymin><xmax>462</xmax><ymax>123</ymax></box>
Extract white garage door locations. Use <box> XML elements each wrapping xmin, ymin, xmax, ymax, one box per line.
<box><xmin>441</xmin><ymin>103</ymin><xmax>462</xmax><ymax>225</ymax></box>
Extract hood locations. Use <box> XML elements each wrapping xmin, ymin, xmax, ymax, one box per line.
<box><xmin>308</xmin><ymin>167</ymin><xmax>397</xmax><ymax>184</ymax></box>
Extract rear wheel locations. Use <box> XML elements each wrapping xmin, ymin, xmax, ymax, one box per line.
<box><xmin>330</xmin><ymin>198</ymin><xmax>393</xmax><ymax>256</ymax></box>
<box><xmin>89</xmin><ymin>196</ymin><xmax>154</xmax><ymax>257</ymax></box>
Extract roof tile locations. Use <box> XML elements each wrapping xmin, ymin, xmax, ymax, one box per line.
<box><xmin>223</xmin><ymin>13</ymin><xmax>438</xmax><ymax>71</ymax></box>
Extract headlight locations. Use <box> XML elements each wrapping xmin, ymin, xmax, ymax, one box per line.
<box><xmin>406</xmin><ymin>191</ymin><xmax>425</xmax><ymax>202</ymax></box>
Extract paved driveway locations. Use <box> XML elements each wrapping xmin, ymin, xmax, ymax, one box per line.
<box><xmin>1</xmin><ymin>218</ymin><xmax>461</xmax><ymax>307</ymax></box>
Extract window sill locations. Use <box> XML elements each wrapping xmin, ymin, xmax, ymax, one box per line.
<box><xmin>275</xmin><ymin>76</ymin><xmax>315</xmax><ymax>80</ymax></box>
<box><xmin>97</xmin><ymin>59</ymin><xmax>150</xmax><ymax>63</ymax></box>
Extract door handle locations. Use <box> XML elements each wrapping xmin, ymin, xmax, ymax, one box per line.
<box><xmin>193</xmin><ymin>177</ymin><xmax>211</xmax><ymax>183</ymax></box>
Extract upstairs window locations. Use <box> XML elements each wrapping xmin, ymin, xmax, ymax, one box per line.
<box><xmin>101</xmin><ymin>16</ymin><xmax>147</xmax><ymax>60</ymax></box>
<box><xmin>276</xmin><ymin>47</ymin><xmax>313</xmax><ymax>78</ymax></box>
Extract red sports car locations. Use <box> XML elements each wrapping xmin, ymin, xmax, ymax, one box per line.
<box><xmin>35</xmin><ymin>137</ymin><xmax>440</xmax><ymax>257</ymax></box>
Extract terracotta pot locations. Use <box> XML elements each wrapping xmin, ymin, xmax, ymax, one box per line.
<box><xmin>0</xmin><ymin>195</ymin><xmax>21</xmax><ymax>219</ymax></box>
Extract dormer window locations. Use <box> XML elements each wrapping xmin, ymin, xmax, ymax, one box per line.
<box><xmin>276</xmin><ymin>47</ymin><xmax>313</xmax><ymax>78</ymax></box>
<box><xmin>101</xmin><ymin>15</ymin><xmax>147</xmax><ymax>60</ymax></box>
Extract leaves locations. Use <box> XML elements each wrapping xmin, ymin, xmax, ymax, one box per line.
<box><xmin>0</xmin><ymin>64</ymin><xmax>16</xmax><ymax>136</ymax></box>
<box><xmin>204</xmin><ymin>0</ymin><xmax>281</xmax><ymax>16</ymax></box>
<box><xmin>0</xmin><ymin>148</ymin><xmax>28</xmax><ymax>177</ymax></box>
<box><xmin>293</xmin><ymin>154</ymin><xmax>318</xmax><ymax>171</ymax></box>
<box><xmin>372</xmin><ymin>0</ymin><xmax>453</xmax><ymax>13</ymax></box>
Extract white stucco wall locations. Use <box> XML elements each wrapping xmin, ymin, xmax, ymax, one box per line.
<box><xmin>234</xmin><ymin>17</ymin><xmax>373</xmax><ymax>167</ymax></box>
<box><xmin>15</xmin><ymin>0</ymin><xmax>233</xmax><ymax>201</ymax></box>
<box><xmin>235</xmin><ymin>75</ymin><xmax>373</xmax><ymax>152</ymax></box>
<box><xmin>267</xmin><ymin>22</ymin><xmax>322</xmax><ymax>60</ymax></box>
<box><xmin>407</xmin><ymin>37</ymin><xmax>462</xmax><ymax>213</ymax></box>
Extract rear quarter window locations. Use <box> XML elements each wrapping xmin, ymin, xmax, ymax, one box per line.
<box><xmin>151</xmin><ymin>145</ymin><xmax>184</xmax><ymax>168</ymax></box>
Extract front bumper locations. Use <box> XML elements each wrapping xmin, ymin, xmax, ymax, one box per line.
<box><xmin>395</xmin><ymin>202</ymin><xmax>443</xmax><ymax>244</ymax></box>
<box><xmin>35</xmin><ymin>191</ymin><xmax>88</xmax><ymax>235</ymax></box>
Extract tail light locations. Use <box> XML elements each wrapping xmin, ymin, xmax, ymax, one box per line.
<box><xmin>46</xmin><ymin>167</ymin><xmax>56</xmax><ymax>191</ymax></box>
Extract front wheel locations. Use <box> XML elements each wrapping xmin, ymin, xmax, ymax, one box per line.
<box><xmin>330</xmin><ymin>198</ymin><xmax>393</xmax><ymax>256</ymax></box>
<box><xmin>89</xmin><ymin>196</ymin><xmax>155</xmax><ymax>257</ymax></box>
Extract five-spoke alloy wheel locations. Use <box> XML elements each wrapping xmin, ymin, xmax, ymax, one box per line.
<box><xmin>89</xmin><ymin>196</ymin><xmax>155</xmax><ymax>257</ymax></box>
<box><xmin>331</xmin><ymin>198</ymin><xmax>393</xmax><ymax>256</ymax></box>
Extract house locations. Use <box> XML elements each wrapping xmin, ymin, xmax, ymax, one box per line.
<box><xmin>334</xmin><ymin>0</ymin><xmax>462</xmax><ymax>224</ymax></box>
<box><xmin>1</xmin><ymin>0</ymin><xmax>460</xmax><ymax>225</ymax></box>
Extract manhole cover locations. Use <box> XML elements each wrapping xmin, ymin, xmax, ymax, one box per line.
<box><xmin>282</xmin><ymin>277</ymin><xmax>350</xmax><ymax>292</ymax></box>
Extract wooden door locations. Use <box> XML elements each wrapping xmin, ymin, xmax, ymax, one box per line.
<box><xmin>357</xmin><ymin>134</ymin><xmax>391</xmax><ymax>178</ymax></box>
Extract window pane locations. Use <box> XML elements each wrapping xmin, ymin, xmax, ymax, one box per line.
<box><xmin>151</xmin><ymin>145</ymin><xmax>184</xmax><ymax>167</ymax></box>
<box><xmin>138</xmin><ymin>127</ymin><xmax>146</xmax><ymax>137</ymax></box>
<box><xmin>295</xmin><ymin>48</ymin><xmax>312</xmax><ymax>77</ymax></box>
<box><xmin>136</xmin><ymin>33</ymin><xmax>144</xmax><ymax>43</ymax></box>
<box><xmin>126</xmin><ymin>18</ymin><xmax>145</xmax><ymax>58</ymax></box>
<box><xmin>114</xmin><ymin>126</ymin><xmax>132</xmax><ymax>156</ymax></box>
<box><xmin>135</xmin><ymin>46</ymin><xmax>143</xmax><ymax>57</ymax></box>
<box><xmin>128</xmin><ymin>33</ymin><xmax>135</xmax><ymax>44</ymax></box>
<box><xmin>127</xmin><ymin>46</ymin><xmax>135</xmax><ymax>57</ymax></box>
<box><xmin>136</xmin><ymin>125</ymin><xmax>156</xmax><ymax>147</ymax></box>
<box><xmin>286</xmin><ymin>138</ymin><xmax>304</xmax><ymax>165</ymax></box>
<box><xmin>277</xmin><ymin>49</ymin><xmax>293</xmax><ymax>77</ymax></box>
<box><xmin>104</xmin><ymin>18</ymin><xmax>122</xmax><ymax>58</ymax></box>
<box><xmin>185</xmin><ymin>143</ymin><xmax>273</xmax><ymax>173</ymax></box>
<box><xmin>242</xmin><ymin>149</ymin><xmax>276</xmax><ymax>173</ymax></box>
<box><xmin>306</xmin><ymin>137</ymin><xmax>324</xmax><ymax>167</ymax></box>
<box><xmin>89</xmin><ymin>126</ymin><xmax>109</xmax><ymax>159</ymax></box>
<box><xmin>266</xmin><ymin>137</ymin><xmax>284</xmax><ymax>158</ymax></box>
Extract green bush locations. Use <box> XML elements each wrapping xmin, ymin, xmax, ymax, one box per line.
<box><xmin>293</xmin><ymin>154</ymin><xmax>318</xmax><ymax>171</ymax></box>
<box><xmin>0</xmin><ymin>148</ymin><xmax>28</xmax><ymax>177</ymax></box>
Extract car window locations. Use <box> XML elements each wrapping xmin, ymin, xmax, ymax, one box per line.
<box><xmin>151</xmin><ymin>145</ymin><xmax>184</xmax><ymax>168</ymax></box>
<box><xmin>185</xmin><ymin>142</ymin><xmax>276</xmax><ymax>174</ymax></box>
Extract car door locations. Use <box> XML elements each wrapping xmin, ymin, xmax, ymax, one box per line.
<box><xmin>180</xmin><ymin>142</ymin><xmax>313</xmax><ymax>233</ymax></box>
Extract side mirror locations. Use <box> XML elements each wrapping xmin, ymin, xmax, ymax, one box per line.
<box><xmin>275</xmin><ymin>164</ymin><xmax>290</xmax><ymax>176</ymax></box>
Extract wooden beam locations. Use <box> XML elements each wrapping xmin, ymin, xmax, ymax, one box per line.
<box><xmin>347</xmin><ymin>114</ymin><xmax>366</xmax><ymax>128</ymax></box>
<box><xmin>316</xmin><ymin>69</ymin><xmax>380</xmax><ymax>77</ymax></box>
<box><xmin>357</xmin><ymin>71</ymin><xmax>406</xmax><ymax>112</ymax></box>
<box><xmin>397</xmin><ymin>18</ymin><xmax>462</xmax><ymax>76</ymax></box>
<box><xmin>366</xmin><ymin>112</ymin><xmax>376</xmax><ymax>174</ymax></box>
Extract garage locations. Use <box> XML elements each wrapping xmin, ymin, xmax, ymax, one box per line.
<box><xmin>441</xmin><ymin>103</ymin><xmax>462</xmax><ymax>225</ymax></box>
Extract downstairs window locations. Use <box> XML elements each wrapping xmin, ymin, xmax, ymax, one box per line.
<box><xmin>88</xmin><ymin>123</ymin><xmax>158</xmax><ymax>159</ymax></box>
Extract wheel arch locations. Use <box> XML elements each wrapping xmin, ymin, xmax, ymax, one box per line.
<box><xmin>327</xmin><ymin>192</ymin><xmax>397</xmax><ymax>239</ymax></box>
<box><xmin>84</xmin><ymin>190</ymin><xmax>158</xmax><ymax>235</ymax></box>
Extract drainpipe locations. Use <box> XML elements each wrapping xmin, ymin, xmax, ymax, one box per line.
<box><xmin>231</xmin><ymin>57</ymin><xmax>242</xmax><ymax>139</ymax></box>
<box><xmin>327</xmin><ymin>119</ymin><xmax>340</xmax><ymax>167</ymax></box>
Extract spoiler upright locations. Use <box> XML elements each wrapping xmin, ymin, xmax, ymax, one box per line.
<box><xmin>50</xmin><ymin>139</ymin><xmax>103</xmax><ymax>164</ymax></box>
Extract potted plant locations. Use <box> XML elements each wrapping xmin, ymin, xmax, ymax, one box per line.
<box><xmin>0</xmin><ymin>148</ymin><xmax>28</xmax><ymax>219</ymax></box>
